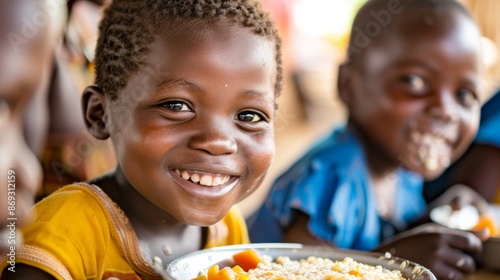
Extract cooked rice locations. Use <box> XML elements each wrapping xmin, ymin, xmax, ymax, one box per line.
<box><xmin>247</xmin><ymin>256</ymin><xmax>408</xmax><ymax>280</ymax></box>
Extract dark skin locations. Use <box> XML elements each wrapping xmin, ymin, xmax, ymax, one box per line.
<box><xmin>88</xmin><ymin>23</ymin><xmax>276</xmax><ymax>265</ymax></box>
<box><xmin>284</xmin><ymin>3</ymin><xmax>488</xmax><ymax>280</ymax></box>
<box><xmin>433</xmin><ymin>144</ymin><xmax>500</xmax><ymax>203</ymax></box>
<box><xmin>7</xmin><ymin>22</ymin><xmax>278</xmax><ymax>278</ymax></box>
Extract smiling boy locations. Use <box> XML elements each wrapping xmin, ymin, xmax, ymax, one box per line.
<box><xmin>0</xmin><ymin>1</ymin><xmax>283</xmax><ymax>279</ymax></box>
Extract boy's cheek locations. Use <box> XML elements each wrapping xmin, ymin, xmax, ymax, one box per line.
<box><xmin>254</xmin><ymin>137</ymin><xmax>275</xmax><ymax>170</ymax></box>
<box><xmin>458</xmin><ymin>110</ymin><xmax>480</xmax><ymax>144</ymax></box>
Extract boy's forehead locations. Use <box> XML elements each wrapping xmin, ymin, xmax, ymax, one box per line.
<box><xmin>349</xmin><ymin>1</ymin><xmax>479</xmax><ymax>65</ymax></box>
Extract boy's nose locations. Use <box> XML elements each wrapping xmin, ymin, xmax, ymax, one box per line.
<box><xmin>188</xmin><ymin>119</ymin><xmax>238</xmax><ymax>155</ymax></box>
<box><xmin>427</xmin><ymin>89</ymin><xmax>460</xmax><ymax>123</ymax></box>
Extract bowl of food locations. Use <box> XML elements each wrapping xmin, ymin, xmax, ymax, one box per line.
<box><xmin>430</xmin><ymin>204</ymin><xmax>500</xmax><ymax>271</ymax></box>
<box><xmin>164</xmin><ymin>243</ymin><xmax>436</xmax><ymax>280</ymax></box>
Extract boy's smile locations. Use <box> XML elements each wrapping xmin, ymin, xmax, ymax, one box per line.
<box><xmin>100</xmin><ymin>22</ymin><xmax>277</xmax><ymax>226</ymax></box>
<box><xmin>344</xmin><ymin>6</ymin><xmax>482</xmax><ymax>179</ymax></box>
<box><xmin>174</xmin><ymin>169</ymin><xmax>234</xmax><ymax>187</ymax></box>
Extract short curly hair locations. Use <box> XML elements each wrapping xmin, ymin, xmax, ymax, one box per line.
<box><xmin>347</xmin><ymin>0</ymin><xmax>473</xmax><ymax>64</ymax></box>
<box><xmin>94</xmin><ymin>0</ymin><xmax>283</xmax><ymax>100</ymax></box>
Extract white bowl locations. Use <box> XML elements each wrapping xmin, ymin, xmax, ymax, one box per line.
<box><xmin>165</xmin><ymin>243</ymin><xmax>436</xmax><ymax>280</ymax></box>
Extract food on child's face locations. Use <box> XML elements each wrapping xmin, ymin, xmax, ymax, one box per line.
<box><xmin>194</xmin><ymin>249</ymin><xmax>408</xmax><ymax>280</ymax></box>
<box><xmin>410</xmin><ymin>131</ymin><xmax>452</xmax><ymax>172</ymax></box>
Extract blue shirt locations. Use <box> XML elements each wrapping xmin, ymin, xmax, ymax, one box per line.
<box><xmin>248</xmin><ymin>127</ymin><xmax>426</xmax><ymax>250</ymax></box>
<box><xmin>475</xmin><ymin>91</ymin><xmax>500</xmax><ymax>148</ymax></box>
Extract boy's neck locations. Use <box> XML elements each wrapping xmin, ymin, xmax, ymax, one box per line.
<box><xmin>91</xmin><ymin>168</ymin><xmax>181</xmax><ymax>227</ymax></box>
<box><xmin>88</xmin><ymin>168</ymin><xmax>206</xmax><ymax>262</ymax></box>
<box><xmin>347</xmin><ymin>122</ymin><xmax>399</xmax><ymax>219</ymax></box>
<box><xmin>89</xmin><ymin>167</ymin><xmax>208</xmax><ymax>263</ymax></box>
<box><xmin>347</xmin><ymin>121</ymin><xmax>399</xmax><ymax>180</ymax></box>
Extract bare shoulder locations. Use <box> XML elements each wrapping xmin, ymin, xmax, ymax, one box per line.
<box><xmin>283</xmin><ymin>212</ymin><xmax>331</xmax><ymax>246</ymax></box>
<box><xmin>2</xmin><ymin>264</ymin><xmax>55</xmax><ymax>280</ymax></box>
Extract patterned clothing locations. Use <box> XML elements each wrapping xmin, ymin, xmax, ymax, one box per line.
<box><xmin>249</xmin><ymin>127</ymin><xmax>426</xmax><ymax>250</ymax></box>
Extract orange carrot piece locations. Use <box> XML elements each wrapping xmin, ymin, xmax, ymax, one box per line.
<box><xmin>207</xmin><ymin>264</ymin><xmax>221</xmax><ymax>279</ymax></box>
<box><xmin>232</xmin><ymin>249</ymin><xmax>263</xmax><ymax>271</ymax></box>
<box><xmin>196</xmin><ymin>264</ymin><xmax>251</xmax><ymax>280</ymax></box>
<box><xmin>231</xmin><ymin>265</ymin><xmax>246</xmax><ymax>274</ymax></box>
<box><xmin>232</xmin><ymin>266</ymin><xmax>250</xmax><ymax>280</ymax></box>
<box><xmin>472</xmin><ymin>215</ymin><xmax>498</xmax><ymax>236</ymax></box>
<box><xmin>348</xmin><ymin>270</ymin><xmax>362</xmax><ymax>277</ymax></box>
<box><xmin>218</xmin><ymin>267</ymin><xmax>238</xmax><ymax>280</ymax></box>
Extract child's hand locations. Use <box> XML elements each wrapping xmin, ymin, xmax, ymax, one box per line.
<box><xmin>374</xmin><ymin>223</ymin><xmax>483</xmax><ymax>280</ymax></box>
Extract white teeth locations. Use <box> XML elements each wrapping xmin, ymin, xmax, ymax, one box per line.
<box><xmin>175</xmin><ymin>169</ymin><xmax>231</xmax><ymax>187</ymax></box>
<box><xmin>213</xmin><ymin>176</ymin><xmax>222</xmax><ymax>185</ymax></box>
<box><xmin>191</xmin><ymin>173</ymin><xmax>200</xmax><ymax>183</ymax></box>
<box><xmin>200</xmin><ymin>175</ymin><xmax>213</xmax><ymax>186</ymax></box>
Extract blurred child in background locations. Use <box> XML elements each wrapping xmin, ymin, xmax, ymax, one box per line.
<box><xmin>35</xmin><ymin>0</ymin><xmax>116</xmax><ymax>199</ymax></box>
<box><xmin>249</xmin><ymin>0</ymin><xmax>488</xmax><ymax>279</ymax></box>
<box><xmin>0</xmin><ymin>0</ymin><xmax>283</xmax><ymax>278</ymax></box>
<box><xmin>0</xmin><ymin>0</ymin><xmax>68</xmax><ymax>252</ymax></box>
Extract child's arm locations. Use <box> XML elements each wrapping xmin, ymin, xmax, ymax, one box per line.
<box><xmin>445</xmin><ymin>144</ymin><xmax>500</xmax><ymax>202</ymax></box>
<box><xmin>2</xmin><ymin>264</ymin><xmax>55</xmax><ymax>280</ymax></box>
<box><xmin>283</xmin><ymin>212</ymin><xmax>332</xmax><ymax>246</ymax></box>
<box><xmin>373</xmin><ymin>223</ymin><xmax>488</xmax><ymax>280</ymax></box>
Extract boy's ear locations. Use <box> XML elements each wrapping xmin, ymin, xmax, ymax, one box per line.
<box><xmin>337</xmin><ymin>63</ymin><xmax>352</xmax><ymax>107</ymax></box>
<box><xmin>82</xmin><ymin>86</ymin><xmax>110</xmax><ymax>140</ymax></box>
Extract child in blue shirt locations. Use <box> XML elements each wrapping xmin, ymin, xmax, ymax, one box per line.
<box><xmin>249</xmin><ymin>0</ymin><xmax>487</xmax><ymax>279</ymax></box>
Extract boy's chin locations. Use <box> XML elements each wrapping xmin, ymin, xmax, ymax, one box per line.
<box><xmin>404</xmin><ymin>162</ymin><xmax>447</xmax><ymax>181</ymax></box>
<box><xmin>420</xmin><ymin>168</ymin><xmax>447</xmax><ymax>181</ymax></box>
<box><xmin>174</xmin><ymin>208</ymin><xmax>228</xmax><ymax>227</ymax></box>
<box><xmin>399</xmin><ymin>152</ymin><xmax>451</xmax><ymax>180</ymax></box>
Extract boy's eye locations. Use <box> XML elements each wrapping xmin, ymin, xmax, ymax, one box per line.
<box><xmin>236</xmin><ymin>111</ymin><xmax>263</xmax><ymax>123</ymax></box>
<box><xmin>457</xmin><ymin>88</ymin><xmax>478</xmax><ymax>108</ymax></box>
<box><xmin>401</xmin><ymin>74</ymin><xmax>426</xmax><ymax>93</ymax></box>
<box><xmin>162</xmin><ymin>101</ymin><xmax>191</xmax><ymax>112</ymax></box>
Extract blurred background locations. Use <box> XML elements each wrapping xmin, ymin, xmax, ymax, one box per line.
<box><xmin>3</xmin><ymin>0</ymin><xmax>499</xmax><ymax>217</ymax></box>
